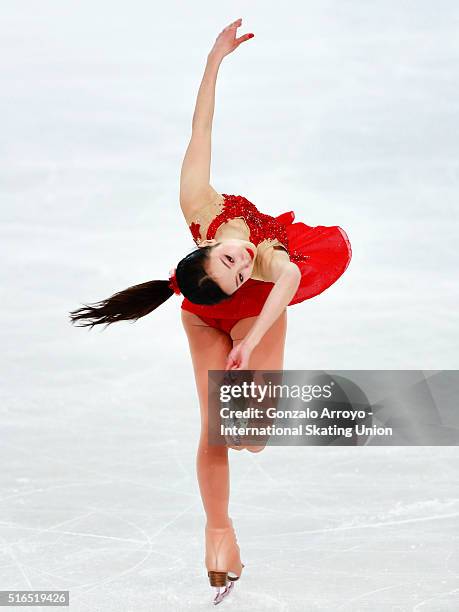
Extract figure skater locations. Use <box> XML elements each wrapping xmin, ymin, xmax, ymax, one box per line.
<box><xmin>70</xmin><ymin>18</ymin><xmax>352</xmax><ymax>605</ymax></box>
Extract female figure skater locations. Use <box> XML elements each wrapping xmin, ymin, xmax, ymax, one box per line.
<box><xmin>70</xmin><ymin>18</ymin><xmax>352</xmax><ymax>605</ymax></box>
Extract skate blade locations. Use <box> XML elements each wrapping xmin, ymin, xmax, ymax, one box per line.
<box><xmin>212</xmin><ymin>580</ymin><xmax>234</xmax><ymax>605</ymax></box>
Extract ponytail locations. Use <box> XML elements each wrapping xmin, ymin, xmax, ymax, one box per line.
<box><xmin>69</xmin><ymin>244</ymin><xmax>231</xmax><ymax>329</ymax></box>
<box><xmin>69</xmin><ymin>279</ymin><xmax>173</xmax><ymax>328</ymax></box>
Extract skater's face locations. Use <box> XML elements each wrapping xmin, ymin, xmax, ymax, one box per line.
<box><xmin>201</xmin><ymin>239</ymin><xmax>256</xmax><ymax>294</ymax></box>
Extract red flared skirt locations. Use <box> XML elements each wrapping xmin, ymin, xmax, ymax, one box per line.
<box><xmin>181</xmin><ymin>211</ymin><xmax>352</xmax><ymax>320</ymax></box>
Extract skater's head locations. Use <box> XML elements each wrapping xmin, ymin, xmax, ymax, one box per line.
<box><xmin>69</xmin><ymin>241</ymin><xmax>254</xmax><ymax>329</ymax></box>
<box><xmin>197</xmin><ymin>238</ymin><xmax>255</xmax><ymax>295</ymax></box>
<box><xmin>173</xmin><ymin>242</ymin><xmax>235</xmax><ymax>304</ymax></box>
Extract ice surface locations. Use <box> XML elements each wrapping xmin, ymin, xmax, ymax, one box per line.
<box><xmin>1</xmin><ymin>1</ymin><xmax>458</xmax><ymax>610</ymax></box>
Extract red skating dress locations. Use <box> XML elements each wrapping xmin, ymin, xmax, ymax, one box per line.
<box><xmin>181</xmin><ymin>193</ymin><xmax>352</xmax><ymax>324</ymax></box>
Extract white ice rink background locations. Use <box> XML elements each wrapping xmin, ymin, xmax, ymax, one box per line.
<box><xmin>1</xmin><ymin>2</ymin><xmax>458</xmax><ymax>610</ymax></box>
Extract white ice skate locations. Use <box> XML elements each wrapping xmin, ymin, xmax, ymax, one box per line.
<box><xmin>212</xmin><ymin>579</ymin><xmax>235</xmax><ymax>605</ymax></box>
<box><xmin>206</xmin><ymin>520</ymin><xmax>245</xmax><ymax>605</ymax></box>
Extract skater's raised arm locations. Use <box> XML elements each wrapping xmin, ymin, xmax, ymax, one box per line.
<box><xmin>179</xmin><ymin>55</ymin><xmax>221</xmax><ymax>213</ymax></box>
<box><xmin>179</xmin><ymin>18</ymin><xmax>255</xmax><ymax>215</ymax></box>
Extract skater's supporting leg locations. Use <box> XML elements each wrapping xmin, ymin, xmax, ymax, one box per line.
<box><xmin>181</xmin><ymin>310</ymin><xmax>232</xmax><ymax>528</ymax></box>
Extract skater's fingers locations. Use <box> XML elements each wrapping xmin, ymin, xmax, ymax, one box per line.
<box><xmin>223</xmin><ymin>18</ymin><xmax>242</xmax><ymax>32</ymax></box>
<box><xmin>235</xmin><ymin>33</ymin><xmax>255</xmax><ymax>46</ymax></box>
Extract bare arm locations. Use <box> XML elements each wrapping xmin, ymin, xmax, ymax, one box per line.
<box><xmin>191</xmin><ymin>54</ymin><xmax>221</xmax><ymax>134</ymax></box>
<box><xmin>225</xmin><ymin>251</ymin><xmax>301</xmax><ymax>370</ymax></box>
<box><xmin>179</xmin><ymin>18</ymin><xmax>255</xmax><ymax>216</ymax></box>
<box><xmin>244</xmin><ymin>261</ymin><xmax>301</xmax><ymax>350</ymax></box>
<box><xmin>179</xmin><ymin>54</ymin><xmax>222</xmax><ymax>212</ymax></box>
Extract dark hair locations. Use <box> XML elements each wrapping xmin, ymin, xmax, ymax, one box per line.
<box><xmin>69</xmin><ymin>245</ymin><xmax>231</xmax><ymax>328</ymax></box>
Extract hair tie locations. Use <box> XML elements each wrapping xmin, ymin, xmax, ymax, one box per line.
<box><xmin>168</xmin><ymin>270</ymin><xmax>181</xmax><ymax>295</ymax></box>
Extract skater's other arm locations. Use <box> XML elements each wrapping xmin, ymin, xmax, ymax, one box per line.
<box><xmin>243</xmin><ymin>255</ymin><xmax>301</xmax><ymax>350</ymax></box>
<box><xmin>179</xmin><ymin>18</ymin><xmax>255</xmax><ymax>216</ymax></box>
<box><xmin>225</xmin><ymin>252</ymin><xmax>300</xmax><ymax>369</ymax></box>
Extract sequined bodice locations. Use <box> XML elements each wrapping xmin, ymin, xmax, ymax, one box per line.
<box><xmin>181</xmin><ymin>192</ymin><xmax>352</xmax><ymax>314</ymax></box>
<box><xmin>187</xmin><ymin>193</ymin><xmax>289</xmax><ymax>250</ymax></box>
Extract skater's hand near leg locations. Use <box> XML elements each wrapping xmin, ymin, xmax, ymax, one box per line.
<box><xmin>225</xmin><ymin>339</ymin><xmax>253</xmax><ymax>371</ymax></box>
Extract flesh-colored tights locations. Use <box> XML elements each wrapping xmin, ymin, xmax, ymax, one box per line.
<box><xmin>181</xmin><ymin>309</ymin><xmax>287</xmax><ymax>528</ymax></box>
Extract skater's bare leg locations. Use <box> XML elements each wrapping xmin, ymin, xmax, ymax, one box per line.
<box><xmin>181</xmin><ymin>310</ymin><xmax>233</xmax><ymax>528</ymax></box>
<box><xmin>230</xmin><ymin>309</ymin><xmax>287</xmax><ymax>451</ymax></box>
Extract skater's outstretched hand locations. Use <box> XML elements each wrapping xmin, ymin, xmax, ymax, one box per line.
<box><xmin>209</xmin><ymin>18</ymin><xmax>255</xmax><ymax>61</ymax></box>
